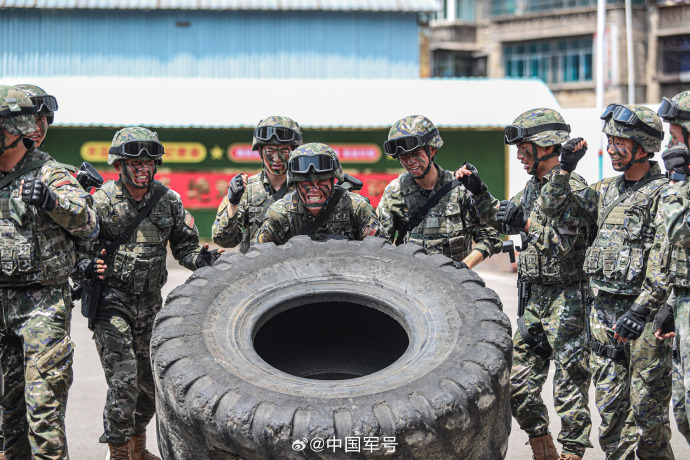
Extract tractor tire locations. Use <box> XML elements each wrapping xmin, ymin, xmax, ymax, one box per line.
<box><xmin>151</xmin><ymin>236</ymin><xmax>512</xmax><ymax>459</ymax></box>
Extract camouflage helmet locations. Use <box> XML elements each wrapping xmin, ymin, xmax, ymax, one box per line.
<box><xmin>505</xmin><ymin>108</ymin><xmax>570</xmax><ymax>146</ymax></box>
<box><xmin>658</xmin><ymin>91</ymin><xmax>690</xmax><ymax>132</ymax></box>
<box><xmin>602</xmin><ymin>104</ymin><xmax>663</xmax><ymax>153</ymax></box>
<box><xmin>108</xmin><ymin>127</ymin><xmax>164</xmax><ymax>165</ymax></box>
<box><xmin>0</xmin><ymin>85</ymin><xmax>37</xmax><ymax>136</ymax></box>
<box><xmin>287</xmin><ymin>142</ymin><xmax>343</xmax><ymax>184</ymax></box>
<box><xmin>385</xmin><ymin>115</ymin><xmax>443</xmax><ymax>157</ymax></box>
<box><xmin>14</xmin><ymin>84</ymin><xmax>58</xmax><ymax>125</ymax></box>
<box><xmin>252</xmin><ymin>116</ymin><xmax>303</xmax><ymax>151</ymax></box>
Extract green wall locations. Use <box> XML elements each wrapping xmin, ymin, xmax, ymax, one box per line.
<box><xmin>43</xmin><ymin>126</ymin><xmax>506</xmax><ymax>238</ymax></box>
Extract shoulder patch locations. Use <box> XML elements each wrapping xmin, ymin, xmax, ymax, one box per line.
<box><xmin>184</xmin><ymin>210</ymin><xmax>195</xmax><ymax>228</ymax></box>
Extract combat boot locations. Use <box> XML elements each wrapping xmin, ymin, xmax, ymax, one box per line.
<box><xmin>129</xmin><ymin>433</ymin><xmax>161</xmax><ymax>460</ymax></box>
<box><xmin>527</xmin><ymin>434</ymin><xmax>559</xmax><ymax>460</ymax></box>
<box><xmin>559</xmin><ymin>454</ymin><xmax>583</xmax><ymax>460</ymax></box>
<box><xmin>108</xmin><ymin>442</ymin><xmax>131</xmax><ymax>460</ymax></box>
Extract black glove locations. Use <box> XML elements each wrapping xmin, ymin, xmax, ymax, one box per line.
<box><xmin>560</xmin><ymin>137</ymin><xmax>588</xmax><ymax>173</ymax></box>
<box><xmin>196</xmin><ymin>247</ymin><xmax>221</xmax><ymax>268</ymax></box>
<box><xmin>21</xmin><ymin>178</ymin><xmax>57</xmax><ymax>211</ymax></box>
<box><xmin>227</xmin><ymin>174</ymin><xmax>245</xmax><ymax>205</ymax></box>
<box><xmin>496</xmin><ymin>200</ymin><xmax>528</xmax><ymax>230</ymax></box>
<box><xmin>83</xmin><ymin>256</ymin><xmax>104</xmax><ymax>279</ymax></box>
<box><xmin>454</xmin><ymin>261</ymin><xmax>469</xmax><ymax>270</ymax></box>
<box><xmin>459</xmin><ymin>162</ymin><xmax>487</xmax><ymax>196</ymax></box>
<box><xmin>615</xmin><ymin>303</ymin><xmax>648</xmax><ymax>340</ymax></box>
<box><xmin>662</xmin><ymin>144</ymin><xmax>690</xmax><ymax>178</ymax></box>
<box><xmin>653</xmin><ymin>303</ymin><xmax>675</xmax><ymax>335</ymax></box>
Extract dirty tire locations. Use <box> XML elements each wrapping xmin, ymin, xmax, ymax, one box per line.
<box><xmin>152</xmin><ymin>236</ymin><xmax>512</xmax><ymax>460</ymax></box>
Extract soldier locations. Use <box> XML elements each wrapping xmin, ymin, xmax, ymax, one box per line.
<box><xmin>14</xmin><ymin>84</ymin><xmax>58</xmax><ymax>148</ymax></box>
<box><xmin>254</xmin><ymin>142</ymin><xmax>380</xmax><ymax>244</ymax></box>
<box><xmin>76</xmin><ymin>127</ymin><xmax>222</xmax><ymax>460</ymax></box>
<box><xmin>0</xmin><ymin>85</ymin><xmax>97</xmax><ymax>459</ymax></box>
<box><xmin>652</xmin><ymin>91</ymin><xmax>690</xmax><ymax>444</ymax></box>
<box><xmin>541</xmin><ymin>104</ymin><xmax>672</xmax><ymax>459</ymax></box>
<box><xmin>376</xmin><ymin>115</ymin><xmax>502</xmax><ymax>268</ymax></box>
<box><xmin>213</xmin><ymin>116</ymin><xmax>302</xmax><ymax>252</ymax></box>
<box><xmin>457</xmin><ymin>108</ymin><xmax>593</xmax><ymax>460</ymax></box>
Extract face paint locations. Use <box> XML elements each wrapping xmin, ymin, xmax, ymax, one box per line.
<box><xmin>26</xmin><ymin>116</ymin><xmax>48</xmax><ymax>147</ymax></box>
<box><xmin>516</xmin><ymin>142</ymin><xmax>536</xmax><ymax>174</ymax></box>
<box><xmin>297</xmin><ymin>179</ymin><xmax>333</xmax><ymax>209</ymax></box>
<box><xmin>607</xmin><ymin>135</ymin><xmax>634</xmax><ymax>172</ymax></box>
<box><xmin>262</xmin><ymin>145</ymin><xmax>291</xmax><ymax>176</ymax></box>
<box><xmin>121</xmin><ymin>159</ymin><xmax>156</xmax><ymax>189</ymax></box>
<box><xmin>398</xmin><ymin>148</ymin><xmax>430</xmax><ymax>178</ymax></box>
<box><xmin>668</xmin><ymin>124</ymin><xmax>686</xmax><ymax>149</ymax></box>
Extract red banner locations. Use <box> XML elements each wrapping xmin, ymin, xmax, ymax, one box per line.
<box><xmin>98</xmin><ymin>171</ymin><xmax>398</xmax><ymax>209</ymax></box>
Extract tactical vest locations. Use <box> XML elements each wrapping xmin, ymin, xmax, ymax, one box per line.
<box><xmin>98</xmin><ymin>181</ymin><xmax>171</xmax><ymax>294</ymax></box>
<box><xmin>0</xmin><ymin>157</ymin><xmax>75</xmax><ymax>286</ymax></box>
<box><xmin>286</xmin><ymin>192</ymin><xmax>359</xmax><ymax>240</ymax></box>
<box><xmin>518</xmin><ymin>171</ymin><xmax>589</xmax><ymax>285</ymax></box>
<box><xmin>585</xmin><ymin>175</ymin><xmax>666</xmax><ymax>291</ymax></box>
<box><xmin>241</xmin><ymin>174</ymin><xmax>282</xmax><ymax>253</ymax></box>
<box><xmin>399</xmin><ymin>170</ymin><xmax>472</xmax><ymax>262</ymax></box>
<box><xmin>661</xmin><ymin>186</ymin><xmax>690</xmax><ymax>288</ymax></box>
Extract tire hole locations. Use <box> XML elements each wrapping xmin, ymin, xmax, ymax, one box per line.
<box><xmin>253</xmin><ymin>302</ymin><xmax>409</xmax><ymax>380</ymax></box>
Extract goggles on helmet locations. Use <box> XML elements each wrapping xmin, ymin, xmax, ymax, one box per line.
<box><xmin>383</xmin><ymin>129</ymin><xmax>439</xmax><ymax>157</ymax></box>
<box><xmin>254</xmin><ymin>126</ymin><xmax>302</xmax><ymax>143</ymax></box>
<box><xmin>30</xmin><ymin>95</ymin><xmax>58</xmax><ymax>115</ymax></box>
<box><xmin>289</xmin><ymin>154</ymin><xmax>337</xmax><ymax>174</ymax></box>
<box><xmin>503</xmin><ymin>123</ymin><xmax>571</xmax><ymax>145</ymax></box>
<box><xmin>658</xmin><ymin>97</ymin><xmax>690</xmax><ymax>121</ymax></box>
<box><xmin>600</xmin><ymin>104</ymin><xmax>664</xmax><ymax>140</ymax></box>
<box><xmin>108</xmin><ymin>140</ymin><xmax>165</xmax><ymax>159</ymax></box>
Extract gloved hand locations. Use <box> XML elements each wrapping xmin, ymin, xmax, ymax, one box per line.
<box><xmin>21</xmin><ymin>177</ymin><xmax>57</xmax><ymax>210</ymax></box>
<box><xmin>454</xmin><ymin>261</ymin><xmax>469</xmax><ymax>270</ymax></box>
<box><xmin>614</xmin><ymin>303</ymin><xmax>648</xmax><ymax>341</ymax></box>
<box><xmin>662</xmin><ymin>144</ymin><xmax>690</xmax><ymax>177</ymax></box>
<box><xmin>559</xmin><ymin>137</ymin><xmax>588</xmax><ymax>173</ymax></box>
<box><xmin>496</xmin><ymin>200</ymin><xmax>528</xmax><ymax>230</ymax></box>
<box><xmin>227</xmin><ymin>174</ymin><xmax>245</xmax><ymax>205</ymax></box>
<box><xmin>83</xmin><ymin>250</ymin><xmax>107</xmax><ymax>280</ymax></box>
<box><xmin>196</xmin><ymin>246</ymin><xmax>221</xmax><ymax>268</ymax></box>
<box><xmin>653</xmin><ymin>303</ymin><xmax>675</xmax><ymax>335</ymax></box>
<box><xmin>458</xmin><ymin>162</ymin><xmax>487</xmax><ymax>196</ymax></box>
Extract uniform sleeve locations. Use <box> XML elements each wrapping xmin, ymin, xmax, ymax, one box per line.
<box><xmin>472</xmin><ymin>189</ymin><xmax>522</xmax><ymax>235</ymax></box>
<box><xmin>41</xmin><ymin>163</ymin><xmax>98</xmax><ymax>238</ymax></box>
<box><xmin>634</xmin><ymin>202</ymin><xmax>671</xmax><ymax>313</ymax></box>
<box><xmin>168</xmin><ymin>192</ymin><xmax>203</xmax><ymax>271</ymax></box>
<box><xmin>353</xmin><ymin>196</ymin><xmax>382</xmax><ymax>239</ymax></box>
<box><xmin>211</xmin><ymin>193</ymin><xmax>247</xmax><ymax>248</ymax></box>
<box><xmin>73</xmin><ymin>189</ymin><xmax>108</xmax><ymax>281</ymax></box>
<box><xmin>376</xmin><ymin>181</ymin><xmax>403</xmax><ymax>243</ymax></box>
<box><xmin>662</xmin><ymin>181</ymin><xmax>690</xmax><ymax>245</ymax></box>
<box><xmin>253</xmin><ymin>204</ymin><xmax>289</xmax><ymax>246</ymax></box>
<box><xmin>464</xmin><ymin>195</ymin><xmax>502</xmax><ymax>257</ymax></box>
<box><xmin>540</xmin><ymin>172</ymin><xmax>598</xmax><ymax>225</ymax></box>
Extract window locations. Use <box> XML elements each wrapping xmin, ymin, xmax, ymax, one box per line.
<box><xmin>503</xmin><ymin>37</ymin><xmax>593</xmax><ymax>84</ymax></box>
<box><xmin>432</xmin><ymin>51</ymin><xmax>486</xmax><ymax>77</ymax></box>
<box><xmin>490</xmin><ymin>0</ymin><xmax>644</xmax><ymax>16</ymax></box>
<box><xmin>661</xmin><ymin>35</ymin><xmax>690</xmax><ymax>74</ymax></box>
<box><xmin>455</xmin><ymin>0</ymin><xmax>476</xmax><ymax>20</ymax></box>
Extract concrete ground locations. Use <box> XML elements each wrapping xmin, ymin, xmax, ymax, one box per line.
<box><xmin>64</xmin><ymin>249</ymin><xmax>690</xmax><ymax>459</ymax></box>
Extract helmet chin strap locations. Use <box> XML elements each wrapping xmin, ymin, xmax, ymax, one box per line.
<box><xmin>413</xmin><ymin>147</ymin><xmax>435</xmax><ymax>180</ymax></box>
<box><xmin>120</xmin><ymin>163</ymin><xmax>154</xmax><ymax>190</ymax></box>
<box><xmin>621</xmin><ymin>142</ymin><xmax>644</xmax><ymax>172</ymax></box>
<box><xmin>0</xmin><ymin>134</ymin><xmax>25</xmax><ymax>159</ymax></box>
<box><xmin>528</xmin><ymin>143</ymin><xmax>559</xmax><ymax>175</ymax></box>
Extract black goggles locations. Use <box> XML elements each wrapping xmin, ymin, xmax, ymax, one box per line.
<box><xmin>503</xmin><ymin>123</ymin><xmax>571</xmax><ymax>145</ymax></box>
<box><xmin>108</xmin><ymin>141</ymin><xmax>165</xmax><ymax>159</ymax></box>
<box><xmin>600</xmin><ymin>104</ymin><xmax>664</xmax><ymax>140</ymax></box>
<box><xmin>289</xmin><ymin>154</ymin><xmax>337</xmax><ymax>174</ymax></box>
<box><xmin>254</xmin><ymin>126</ymin><xmax>302</xmax><ymax>143</ymax></box>
<box><xmin>658</xmin><ymin>97</ymin><xmax>690</xmax><ymax>121</ymax></box>
<box><xmin>383</xmin><ymin>129</ymin><xmax>438</xmax><ymax>157</ymax></box>
<box><xmin>31</xmin><ymin>95</ymin><xmax>58</xmax><ymax>115</ymax></box>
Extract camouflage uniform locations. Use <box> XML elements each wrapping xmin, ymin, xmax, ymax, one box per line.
<box><xmin>254</xmin><ymin>142</ymin><xmax>381</xmax><ymax>244</ymax></box>
<box><xmin>76</xmin><ymin>128</ymin><xmax>208</xmax><ymax>448</ymax></box>
<box><xmin>541</xmin><ymin>106</ymin><xmax>673</xmax><ymax>459</ymax></box>
<box><xmin>476</xmin><ymin>109</ymin><xmax>593</xmax><ymax>456</ymax></box>
<box><xmin>213</xmin><ymin>116</ymin><xmax>300</xmax><ymax>253</ymax></box>
<box><xmin>377</xmin><ymin>166</ymin><xmax>502</xmax><ymax>262</ymax></box>
<box><xmin>0</xmin><ymin>86</ymin><xmax>97</xmax><ymax>459</ymax></box>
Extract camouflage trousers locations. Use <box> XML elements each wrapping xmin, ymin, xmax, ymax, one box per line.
<box><xmin>589</xmin><ymin>292</ymin><xmax>673</xmax><ymax>459</ymax></box>
<box><xmin>671</xmin><ymin>290</ymin><xmax>690</xmax><ymax>444</ymax></box>
<box><xmin>93</xmin><ymin>286</ymin><xmax>162</xmax><ymax>445</ymax></box>
<box><xmin>510</xmin><ymin>282</ymin><xmax>592</xmax><ymax>456</ymax></box>
<box><xmin>0</xmin><ymin>284</ymin><xmax>75</xmax><ymax>460</ymax></box>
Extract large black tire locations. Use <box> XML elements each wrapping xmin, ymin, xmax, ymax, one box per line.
<box><xmin>152</xmin><ymin>236</ymin><xmax>512</xmax><ymax>460</ymax></box>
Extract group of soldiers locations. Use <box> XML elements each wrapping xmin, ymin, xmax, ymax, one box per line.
<box><xmin>1</xmin><ymin>79</ymin><xmax>690</xmax><ymax>460</ymax></box>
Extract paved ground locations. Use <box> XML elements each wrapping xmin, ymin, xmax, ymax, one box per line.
<box><xmin>64</xmin><ymin>249</ymin><xmax>690</xmax><ymax>459</ymax></box>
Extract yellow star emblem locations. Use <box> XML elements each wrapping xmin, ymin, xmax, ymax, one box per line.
<box><xmin>211</xmin><ymin>145</ymin><xmax>224</xmax><ymax>160</ymax></box>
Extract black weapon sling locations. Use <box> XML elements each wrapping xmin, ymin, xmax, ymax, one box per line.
<box><xmin>0</xmin><ymin>159</ymin><xmax>48</xmax><ymax>190</ymax></box>
<box><xmin>300</xmin><ymin>186</ymin><xmax>346</xmax><ymax>236</ymax></box>
<box><xmin>395</xmin><ymin>179</ymin><xmax>461</xmax><ymax>245</ymax></box>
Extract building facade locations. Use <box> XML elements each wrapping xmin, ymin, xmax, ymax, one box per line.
<box><xmin>430</xmin><ymin>0</ymin><xmax>688</xmax><ymax>107</ymax></box>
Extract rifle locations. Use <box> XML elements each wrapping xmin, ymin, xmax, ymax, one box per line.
<box><xmin>80</xmin><ymin>277</ymin><xmax>102</xmax><ymax>331</ymax></box>
<box><xmin>340</xmin><ymin>173</ymin><xmax>363</xmax><ymax>192</ymax></box>
<box><xmin>517</xmin><ymin>277</ymin><xmax>532</xmax><ymax>318</ymax></box>
<box><xmin>76</xmin><ymin>162</ymin><xmax>104</xmax><ymax>192</ymax></box>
